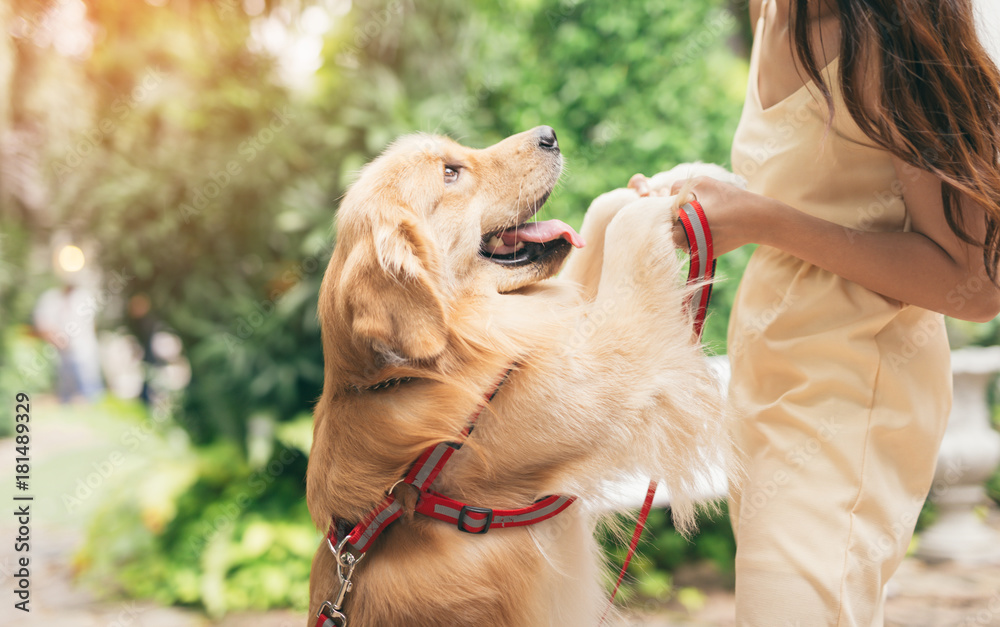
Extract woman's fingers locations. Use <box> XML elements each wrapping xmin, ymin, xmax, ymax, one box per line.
<box><xmin>628</xmin><ymin>173</ymin><xmax>651</xmax><ymax>196</ymax></box>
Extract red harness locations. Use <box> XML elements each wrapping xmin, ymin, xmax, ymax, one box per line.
<box><xmin>316</xmin><ymin>200</ymin><xmax>715</xmax><ymax>627</ymax></box>
<box><xmin>315</xmin><ymin>368</ymin><xmax>577</xmax><ymax>627</ymax></box>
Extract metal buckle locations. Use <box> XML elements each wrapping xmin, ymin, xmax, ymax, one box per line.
<box><xmin>457</xmin><ymin>504</ymin><xmax>494</xmax><ymax>534</ymax></box>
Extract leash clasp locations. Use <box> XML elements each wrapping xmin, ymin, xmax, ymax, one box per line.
<box><xmin>317</xmin><ymin>537</ymin><xmax>366</xmax><ymax>627</ymax></box>
<box><xmin>316</xmin><ymin>601</ymin><xmax>348</xmax><ymax>627</ymax></box>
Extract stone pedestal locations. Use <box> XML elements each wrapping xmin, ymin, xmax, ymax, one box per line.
<box><xmin>916</xmin><ymin>346</ymin><xmax>1000</xmax><ymax>564</ymax></box>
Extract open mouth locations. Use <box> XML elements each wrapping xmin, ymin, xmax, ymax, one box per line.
<box><xmin>480</xmin><ymin>219</ymin><xmax>586</xmax><ymax>265</ymax></box>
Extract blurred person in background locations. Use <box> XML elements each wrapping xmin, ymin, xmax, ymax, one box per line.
<box><xmin>127</xmin><ymin>292</ymin><xmax>159</xmax><ymax>405</ymax></box>
<box><xmin>33</xmin><ymin>282</ymin><xmax>104</xmax><ymax>403</ymax></box>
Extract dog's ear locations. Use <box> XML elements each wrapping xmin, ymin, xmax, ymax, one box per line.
<box><xmin>343</xmin><ymin>217</ymin><xmax>449</xmax><ymax>362</ymax></box>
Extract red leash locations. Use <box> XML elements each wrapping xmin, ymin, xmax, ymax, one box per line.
<box><xmin>603</xmin><ymin>199</ymin><xmax>715</xmax><ymax>617</ymax></box>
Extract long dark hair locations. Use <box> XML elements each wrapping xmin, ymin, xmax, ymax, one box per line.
<box><xmin>792</xmin><ymin>0</ymin><xmax>1000</xmax><ymax>282</ymax></box>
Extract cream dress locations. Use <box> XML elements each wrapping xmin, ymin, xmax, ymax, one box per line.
<box><xmin>727</xmin><ymin>1</ymin><xmax>953</xmax><ymax>625</ymax></box>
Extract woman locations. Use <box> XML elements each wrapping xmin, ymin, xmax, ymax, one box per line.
<box><xmin>630</xmin><ymin>0</ymin><xmax>1000</xmax><ymax>624</ymax></box>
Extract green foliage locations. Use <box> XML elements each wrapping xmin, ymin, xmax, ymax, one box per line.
<box><xmin>78</xmin><ymin>413</ymin><xmax>317</xmax><ymax>616</ymax></box>
<box><xmin>947</xmin><ymin>317</ymin><xmax>1000</xmax><ymax>350</ymax></box>
<box><xmin>0</xmin><ymin>327</ymin><xmax>55</xmax><ymax>436</ymax></box>
<box><xmin>42</xmin><ymin>0</ymin><xmax>335</xmax><ymax>444</ymax></box>
<box><xmin>0</xmin><ymin>220</ymin><xmax>46</xmax><ymax>435</ymax></box>
<box><xmin>601</xmin><ymin>504</ymin><xmax>736</xmax><ymax>603</ymax></box>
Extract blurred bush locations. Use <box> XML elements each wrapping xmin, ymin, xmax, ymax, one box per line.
<box><xmin>601</xmin><ymin>504</ymin><xmax>736</xmax><ymax>606</ymax></box>
<box><xmin>77</xmin><ymin>409</ymin><xmax>316</xmax><ymax>616</ymax></box>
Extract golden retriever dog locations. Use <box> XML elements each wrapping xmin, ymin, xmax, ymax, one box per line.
<box><xmin>306</xmin><ymin>126</ymin><xmax>734</xmax><ymax>626</ymax></box>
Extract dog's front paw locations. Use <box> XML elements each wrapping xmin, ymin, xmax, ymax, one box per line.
<box><xmin>601</xmin><ymin>195</ymin><xmax>683</xmax><ymax>280</ymax></box>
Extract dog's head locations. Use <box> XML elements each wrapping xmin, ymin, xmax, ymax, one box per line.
<box><xmin>321</xmin><ymin>127</ymin><xmax>584</xmax><ymax>379</ymax></box>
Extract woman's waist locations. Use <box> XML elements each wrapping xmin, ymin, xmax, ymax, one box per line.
<box><xmin>728</xmin><ymin>246</ymin><xmax>947</xmax><ymax>350</ymax></box>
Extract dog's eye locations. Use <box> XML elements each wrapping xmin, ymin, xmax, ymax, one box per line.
<box><xmin>444</xmin><ymin>165</ymin><xmax>460</xmax><ymax>184</ymax></box>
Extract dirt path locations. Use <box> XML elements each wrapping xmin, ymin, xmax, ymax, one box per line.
<box><xmin>622</xmin><ymin>552</ymin><xmax>1000</xmax><ymax>626</ymax></box>
<box><xmin>0</xmin><ymin>396</ymin><xmax>306</xmax><ymax>627</ymax></box>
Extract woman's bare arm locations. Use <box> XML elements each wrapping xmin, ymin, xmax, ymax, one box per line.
<box><xmin>664</xmin><ymin>162</ymin><xmax>1000</xmax><ymax>323</ymax></box>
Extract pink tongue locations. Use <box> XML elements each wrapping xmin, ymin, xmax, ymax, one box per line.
<box><xmin>500</xmin><ymin>220</ymin><xmax>586</xmax><ymax>248</ymax></box>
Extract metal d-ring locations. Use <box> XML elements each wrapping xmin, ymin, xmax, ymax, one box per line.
<box><xmin>385</xmin><ymin>478</ymin><xmax>405</xmax><ymax>496</ymax></box>
<box><xmin>334</xmin><ymin>536</ymin><xmax>365</xmax><ymax>578</ymax></box>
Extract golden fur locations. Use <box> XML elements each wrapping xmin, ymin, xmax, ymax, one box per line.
<box><xmin>306</xmin><ymin>128</ymin><xmax>735</xmax><ymax>626</ymax></box>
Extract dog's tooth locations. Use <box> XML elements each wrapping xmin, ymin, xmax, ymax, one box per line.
<box><xmin>514</xmin><ymin>241</ymin><xmax>526</xmax><ymax>251</ymax></box>
<box><xmin>486</xmin><ymin>236</ymin><xmax>504</xmax><ymax>250</ymax></box>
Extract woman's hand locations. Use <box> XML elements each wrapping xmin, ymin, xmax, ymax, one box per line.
<box><xmin>633</xmin><ymin>163</ymin><xmax>1000</xmax><ymax>321</ymax></box>
<box><xmin>628</xmin><ymin>172</ymin><xmax>769</xmax><ymax>255</ymax></box>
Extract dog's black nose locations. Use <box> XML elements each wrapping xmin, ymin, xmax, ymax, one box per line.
<box><xmin>536</xmin><ymin>126</ymin><xmax>559</xmax><ymax>151</ymax></box>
